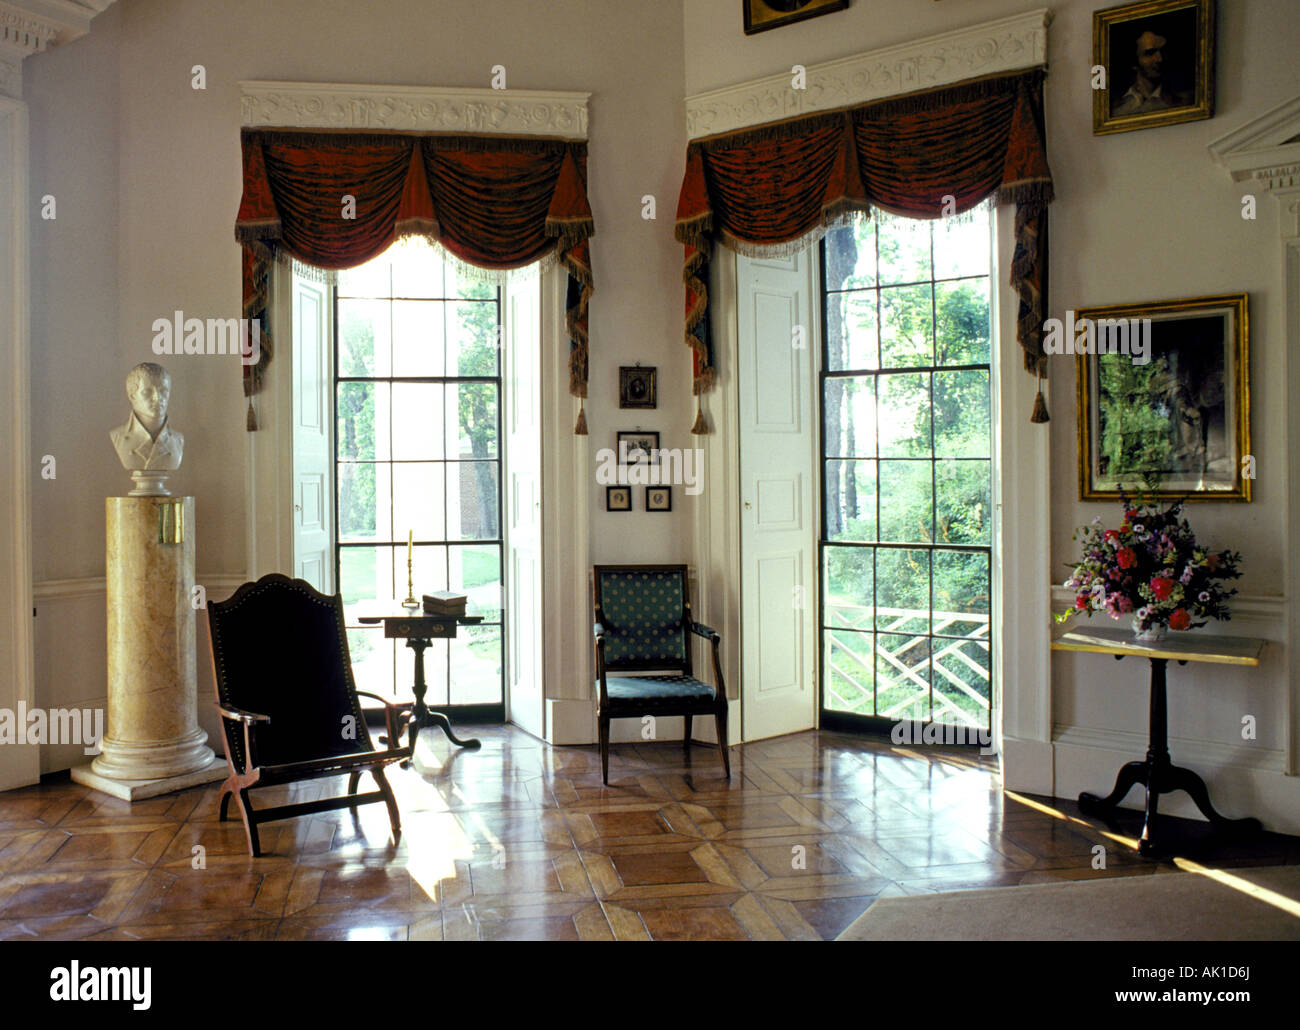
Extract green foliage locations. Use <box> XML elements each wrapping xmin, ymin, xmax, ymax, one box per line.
<box><xmin>337</xmin><ymin>310</ymin><xmax>378</xmax><ymax>540</ymax></box>
<box><xmin>1097</xmin><ymin>354</ymin><xmax>1176</xmax><ymax>482</ymax></box>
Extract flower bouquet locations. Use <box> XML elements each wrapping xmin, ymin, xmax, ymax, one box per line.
<box><xmin>1058</xmin><ymin>495</ymin><xmax>1242</xmax><ymax>640</ymax></box>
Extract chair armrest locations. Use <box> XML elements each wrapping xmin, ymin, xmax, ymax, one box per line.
<box><xmin>689</xmin><ymin>621</ymin><xmax>720</xmax><ymax>642</ymax></box>
<box><xmin>216</xmin><ymin>704</ymin><xmax>270</xmax><ymax>725</ymax></box>
<box><xmin>215</xmin><ymin>705</ymin><xmax>268</xmax><ymax>775</ymax></box>
<box><xmin>354</xmin><ymin>692</ymin><xmax>414</xmax><ymax>752</ymax></box>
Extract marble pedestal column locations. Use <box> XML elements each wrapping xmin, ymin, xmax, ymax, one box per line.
<box><xmin>71</xmin><ymin>496</ymin><xmax>223</xmax><ymax>801</ymax></box>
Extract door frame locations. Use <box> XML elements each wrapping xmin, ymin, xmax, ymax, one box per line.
<box><xmin>0</xmin><ymin>95</ymin><xmax>38</xmax><ymax>790</ymax></box>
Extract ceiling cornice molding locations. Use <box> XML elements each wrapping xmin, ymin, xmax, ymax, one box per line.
<box><xmin>0</xmin><ymin>0</ymin><xmax>116</xmax><ymax>99</ymax></box>
<box><xmin>240</xmin><ymin>81</ymin><xmax>591</xmax><ymax>139</ymax></box>
<box><xmin>684</xmin><ymin>7</ymin><xmax>1050</xmax><ymax>140</ymax></box>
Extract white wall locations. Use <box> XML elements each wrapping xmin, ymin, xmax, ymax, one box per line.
<box><xmin>683</xmin><ymin>0</ymin><xmax>1300</xmax><ymax>831</ymax></box>
<box><xmin>24</xmin><ymin>0</ymin><xmax>692</xmax><ymax>760</ymax></box>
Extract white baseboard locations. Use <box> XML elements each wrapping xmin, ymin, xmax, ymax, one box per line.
<box><xmin>1001</xmin><ymin>735</ymin><xmax>1055</xmax><ymax>795</ymax></box>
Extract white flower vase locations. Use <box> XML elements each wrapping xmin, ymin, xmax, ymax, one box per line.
<box><xmin>1131</xmin><ymin>616</ymin><xmax>1167</xmax><ymax>642</ymax></box>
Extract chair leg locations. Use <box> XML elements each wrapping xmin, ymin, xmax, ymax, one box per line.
<box><xmin>598</xmin><ymin>713</ymin><xmax>611</xmax><ymax>785</ymax></box>
<box><xmin>714</xmin><ymin>708</ymin><xmax>730</xmax><ymax>780</ymax></box>
<box><xmin>236</xmin><ymin>788</ymin><xmax>262</xmax><ymax>857</ymax></box>
<box><xmin>373</xmin><ymin>767</ymin><xmax>402</xmax><ymax>844</ymax></box>
<box><xmin>683</xmin><ymin>715</ymin><xmax>693</xmax><ymax>751</ymax></box>
<box><xmin>218</xmin><ymin>778</ymin><xmax>235</xmax><ymax>821</ymax></box>
<box><xmin>346</xmin><ymin>770</ymin><xmax>362</xmax><ymax>801</ymax></box>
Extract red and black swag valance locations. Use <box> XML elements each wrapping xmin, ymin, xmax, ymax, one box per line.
<box><xmin>235</xmin><ymin>128</ymin><xmax>594</xmax><ymax>431</ymax></box>
<box><xmin>675</xmin><ymin>68</ymin><xmax>1054</xmax><ymax>428</ymax></box>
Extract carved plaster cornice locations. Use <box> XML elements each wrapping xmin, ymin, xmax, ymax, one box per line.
<box><xmin>685</xmin><ymin>7</ymin><xmax>1050</xmax><ymax>139</ymax></box>
<box><xmin>240</xmin><ymin>81</ymin><xmax>591</xmax><ymax>139</ymax></box>
<box><xmin>0</xmin><ymin>0</ymin><xmax>117</xmax><ymax>99</ymax></box>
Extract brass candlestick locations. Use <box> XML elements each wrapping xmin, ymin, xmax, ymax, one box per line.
<box><xmin>402</xmin><ymin>530</ymin><xmax>419</xmax><ymax>608</ymax></box>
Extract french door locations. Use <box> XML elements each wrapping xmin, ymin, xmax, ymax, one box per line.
<box><xmin>818</xmin><ymin>204</ymin><xmax>995</xmax><ymax>737</ymax></box>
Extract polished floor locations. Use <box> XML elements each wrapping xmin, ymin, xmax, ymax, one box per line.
<box><xmin>1</xmin><ymin>727</ymin><xmax>1296</xmax><ymax>940</ymax></box>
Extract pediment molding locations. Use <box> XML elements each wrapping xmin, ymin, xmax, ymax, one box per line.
<box><xmin>684</xmin><ymin>8</ymin><xmax>1050</xmax><ymax>140</ymax></box>
<box><xmin>240</xmin><ymin>81</ymin><xmax>591</xmax><ymax>139</ymax></box>
<box><xmin>1209</xmin><ymin>94</ymin><xmax>1300</xmax><ymax>192</ymax></box>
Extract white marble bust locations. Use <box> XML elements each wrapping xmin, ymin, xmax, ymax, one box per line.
<box><xmin>110</xmin><ymin>362</ymin><xmax>184</xmax><ymax>472</ymax></box>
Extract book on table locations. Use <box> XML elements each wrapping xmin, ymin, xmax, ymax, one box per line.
<box><xmin>423</xmin><ymin>591</ymin><xmax>467</xmax><ymax>616</ymax></box>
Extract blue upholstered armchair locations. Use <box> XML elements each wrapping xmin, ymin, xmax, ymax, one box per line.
<box><xmin>592</xmin><ymin>564</ymin><xmax>730</xmax><ymax>784</ymax></box>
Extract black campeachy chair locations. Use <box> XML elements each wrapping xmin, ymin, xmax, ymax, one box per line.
<box><xmin>206</xmin><ymin>573</ymin><xmax>413</xmax><ymax>857</ymax></box>
<box><xmin>592</xmin><ymin>564</ymin><xmax>730</xmax><ymax>784</ymax></box>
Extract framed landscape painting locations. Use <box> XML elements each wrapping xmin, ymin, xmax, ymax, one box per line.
<box><xmin>1076</xmin><ymin>293</ymin><xmax>1250</xmax><ymax>502</ymax></box>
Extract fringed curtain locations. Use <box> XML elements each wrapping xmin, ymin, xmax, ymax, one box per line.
<box><xmin>235</xmin><ymin>129</ymin><xmax>594</xmax><ymax>432</ymax></box>
<box><xmin>675</xmin><ymin>68</ymin><xmax>1054</xmax><ymax>430</ymax></box>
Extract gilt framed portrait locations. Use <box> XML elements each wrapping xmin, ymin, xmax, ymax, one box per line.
<box><xmin>618</xmin><ymin>366</ymin><xmax>657</xmax><ymax>409</ymax></box>
<box><xmin>1092</xmin><ymin>0</ymin><xmax>1215</xmax><ymax>135</ymax></box>
<box><xmin>743</xmin><ymin>0</ymin><xmax>848</xmax><ymax>36</ymax></box>
<box><xmin>1076</xmin><ymin>293</ymin><xmax>1250</xmax><ymax>502</ymax></box>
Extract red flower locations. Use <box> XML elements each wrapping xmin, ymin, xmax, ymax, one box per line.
<box><xmin>1104</xmin><ymin>529</ymin><xmax>1120</xmax><ymax>544</ymax></box>
<box><xmin>1075</xmin><ymin>595</ymin><xmax>1089</xmax><ymax>610</ymax></box>
<box><xmin>1206</xmin><ymin>553</ymin><xmax>1220</xmax><ymax>572</ymax></box>
<box><xmin>1124</xmin><ymin>509</ymin><xmax>1138</xmax><ymax>521</ymax></box>
<box><xmin>1116</xmin><ymin>548</ymin><xmax>1137</xmax><ymax>569</ymax></box>
<box><xmin>1150</xmin><ymin>576</ymin><xmax>1174</xmax><ymax>601</ymax></box>
<box><xmin>1168</xmin><ymin>608</ymin><xmax>1190</xmax><ymax>631</ymax></box>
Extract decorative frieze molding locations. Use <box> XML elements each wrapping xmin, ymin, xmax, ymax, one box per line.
<box><xmin>685</xmin><ymin>8</ymin><xmax>1050</xmax><ymax>139</ymax></box>
<box><xmin>240</xmin><ymin>81</ymin><xmax>591</xmax><ymax>139</ymax></box>
<box><xmin>0</xmin><ymin>6</ymin><xmax>56</xmax><ymax>54</ymax></box>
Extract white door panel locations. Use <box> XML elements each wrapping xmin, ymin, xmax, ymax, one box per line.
<box><xmin>738</xmin><ymin>251</ymin><xmax>817</xmax><ymax>742</ymax></box>
<box><xmin>291</xmin><ymin>275</ymin><xmax>333</xmax><ymax>593</ymax></box>
<box><xmin>504</xmin><ymin>274</ymin><xmax>544</xmax><ymax>738</ymax></box>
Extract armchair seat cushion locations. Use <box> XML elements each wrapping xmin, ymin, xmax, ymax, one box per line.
<box><xmin>602</xmin><ymin>674</ymin><xmax>715</xmax><ymax>702</ymax></box>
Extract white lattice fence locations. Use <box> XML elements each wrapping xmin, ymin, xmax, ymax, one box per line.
<box><xmin>825</xmin><ymin>607</ymin><xmax>990</xmax><ymax>726</ymax></box>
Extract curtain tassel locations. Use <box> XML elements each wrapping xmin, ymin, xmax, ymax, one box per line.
<box><xmin>690</xmin><ymin>394</ymin><xmax>707</xmax><ymax>435</ymax></box>
<box><xmin>246</xmin><ymin>396</ymin><xmax>259</xmax><ymax>432</ymax></box>
<box><xmin>574</xmin><ymin>399</ymin><xmax>588</xmax><ymax>435</ymax></box>
<box><xmin>1029</xmin><ymin>372</ymin><xmax>1049</xmax><ymax>424</ymax></box>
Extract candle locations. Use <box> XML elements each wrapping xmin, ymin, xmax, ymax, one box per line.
<box><xmin>407</xmin><ymin>529</ymin><xmax>413</xmax><ymax>566</ymax></box>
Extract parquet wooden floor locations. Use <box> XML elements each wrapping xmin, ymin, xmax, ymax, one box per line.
<box><xmin>1</xmin><ymin>727</ymin><xmax>1295</xmax><ymax>940</ymax></box>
